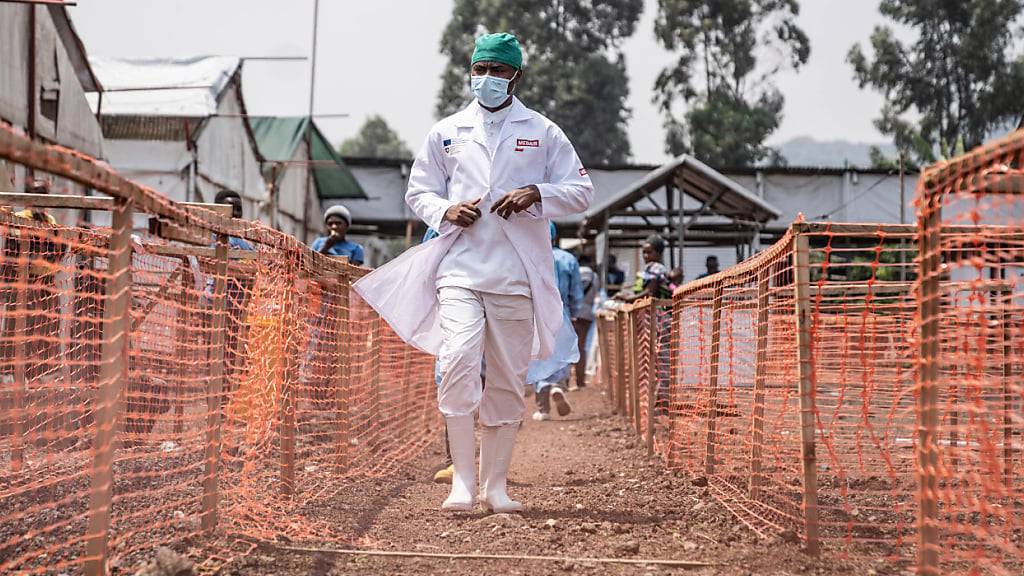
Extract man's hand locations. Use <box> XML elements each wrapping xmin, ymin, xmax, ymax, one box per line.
<box><xmin>444</xmin><ymin>198</ymin><xmax>483</xmax><ymax>227</ymax></box>
<box><xmin>490</xmin><ymin>185</ymin><xmax>540</xmax><ymax>219</ymax></box>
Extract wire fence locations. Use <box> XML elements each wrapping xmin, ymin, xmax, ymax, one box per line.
<box><xmin>0</xmin><ymin>124</ymin><xmax>439</xmax><ymax>575</ymax></box>
<box><xmin>598</xmin><ymin>128</ymin><xmax>1024</xmax><ymax>576</ymax></box>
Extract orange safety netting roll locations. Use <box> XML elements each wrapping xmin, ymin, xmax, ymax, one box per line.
<box><xmin>0</xmin><ymin>125</ymin><xmax>439</xmax><ymax>575</ymax></box>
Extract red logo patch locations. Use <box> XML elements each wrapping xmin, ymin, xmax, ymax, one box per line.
<box><xmin>579</xmin><ymin>167</ymin><xmax>588</xmax><ymax>176</ymax></box>
<box><xmin>516</xmin><ymin>139</ymin><xmax>540</xmax><ymax>147</ymax></box>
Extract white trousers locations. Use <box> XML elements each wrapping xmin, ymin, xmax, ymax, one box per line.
<box><xmin>437</xmin><ymin>286</ymin><xmax>534</xmax><ymax>426</ymax></box>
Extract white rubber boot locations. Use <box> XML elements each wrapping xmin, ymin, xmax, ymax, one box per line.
<box><xmin>478</xmin><ymin>424</ymin><xmax>495</xmax><ymax>502</ymax></box>
<box><xmin>479</xmin><ymin>423</ymin><xmax>524</xmax><ymax>513</ymax></box>
<box><xmin>441</xmin><ymin>414</ymin><xmax>476</xmax><ymax>511</ymax></box>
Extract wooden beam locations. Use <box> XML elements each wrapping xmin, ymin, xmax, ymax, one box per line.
<box><xmin>645</xmin><ymin>303</ymin><xmax>658</xmax><ymax>457</ymax></box>
<box><xmin>0</xmin><ymin>192</ymin><xmax>115</xmax><ymax>211</ymax></box>
<box><xmin>749</xmin><ymin>267</ymin><xmax>770</xmax><ymax>500</ymax></box>
<box><xmin>335</xmin><ymin>262</ymin><xmax>351</xmax><ymax>473</ymax></box>
<box><xmin>84</xmin><ymin>198</ymin><xmax>133</xmax><ymax>576</ymax></box>
<box><xmin>703</xmin><ymin>284</ymin><xmax>724</xmax><ymax>477</ymax></box>
<box><xmin>916</xmin><ymin>195</ymin><xmax>942</xmax><ymax>575</ymax></box>
<box><xmin>145</xmin><ymin>242</ymin><xmax>257</xmax><ymax>260</ymax></box>
<box><xmin>628</xmin><ymin>309</ymin><xmax>642</xmax><ymax>435</ymax></box>
<box><xmin>9</xmin><ymin>249</ymin><xmax>28</xmax><ymax>473</ymax></box>
<box><xmin>792</xmin><ymin>231</ymin><xmax>821</xmax><ymax>557</ymax></box>
<box><xmin>201</xmin><ymin>235</ymin><xmax>229</xmax><ymax>530</ymax></box>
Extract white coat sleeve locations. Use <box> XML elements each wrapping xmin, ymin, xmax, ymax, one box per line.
<box><xmin>535</xmin><ymin>125</ymin><xmax>594</xmax><ymax>218</ymax></box>
<box><xmin>405</xmin><ymin>130</ymin><xmax>456</xmax><ymax>233</ymax></box>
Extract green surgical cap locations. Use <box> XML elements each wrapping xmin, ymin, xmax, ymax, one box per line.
<box><xmin>471</xmin><ymin>33</ymin><xmax>522</xmax><ymax>70</ymax></box>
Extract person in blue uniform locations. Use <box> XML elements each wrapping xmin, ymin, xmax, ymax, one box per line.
<box><xmin>311</xmin><ymin>205</ymin><xmax>364</xmax><ymax>265</ymax></box>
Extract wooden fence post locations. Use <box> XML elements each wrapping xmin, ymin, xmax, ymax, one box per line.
<box><xmin>615</xmin><ymin>311</ymin><xmax>627</xmax><ymax>416</ymax></box>
<box><xmin>703</xmin><ymin>284</ymin><xmax>725</xmax><ymax>477</ymax></box>
<box><xmin>369</xmin><ymin>315</ymin><xmax>383</xmax><ymax>450</ymax></box>
<box><xmin>645</xmin><ymin>304</ymin><xmax>658</xmax><ymax>457</ymax></box>
<box><xmin>666</xmin><ymin>299</ymin><xmax>681</xmax><ymax>469</ymax></box>
<box><xmin>749</xmin><ymin>267</ymin><xmax>770</xmax><ymax>500</ymax></box>
<box><xmin>916</xmin><ymin>194</ymin><xmax>942</xmax><ymax>575</ymax></box>
<box><xmin>280</xmin><ymin>268</ymin><xmax>298</xmax><ymax>497</ymax></box>
<box><xmin>201</xmin><ymin>235</ymin><xmax>229</xmax><ymax>531</ymax></box>
<box><xmin>600</xmin><ymin>316</ymin><xmax>614</xmax><ymax>403</ymax></box>
<box><xmin>628</xmin><ymin>307</ymin><xmax>642</xmax><ymax>436</ymax></box>
<box><xmin>793</xmin><ymin>230</ymin><xmax>821</xmax><ymax>556</ymax></box>
<box><xmin>84</xmin><ymin>198</ymin><xmax>133</xmax><ymax>576</ymax></box>
<box><xmin>173</xmin><ymin>259</ymin><xmax>192</xmax><ymax>440</ymax></box>
<box><xmin>10</xmin><ymin>245</ymin><xmax>28</xmax><ymax>473</ymax></box>
<box><xmin>1001</xmin><ymin>285</ymin><xmax>1013</xmax><ymax>488</ymax></box>
<box><xmin>334</xmin><ymin>264</ymin><xmax>351</xmax><ymax>473</ymax></box>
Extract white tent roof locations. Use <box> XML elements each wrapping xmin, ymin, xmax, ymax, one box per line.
<box><xmin>86</xmin><ymin>56</ymin><xmax>240</xmax><ymax>117</ymax></box>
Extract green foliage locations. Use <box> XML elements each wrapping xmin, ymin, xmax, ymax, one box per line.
<box><xmin>436</xmin><ymin>0</ymin><xmax>643</xmax><ymax>165</ymax></box>
<box><xmin>654</xmin><ymin>0</ymin><xmax>809</xmax><ymax>166</ymax></box>
<box><xmin>339</xmin><ymin>115</ymin><xmax>412</xmax><ymax>159</ymax></box>
<box><xmin>849</xmin><ymin>0</ymin><xmax>1024</xmax><ymax>167</ymax></box>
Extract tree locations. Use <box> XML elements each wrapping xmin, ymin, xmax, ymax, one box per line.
<box><xmin>654</xmin><ymin>0</ymin><xmax>810</xmax><ymax>167</ymax></box>
<box><xmin>436</xmin><ymin>0</ymin><xmax>643</xmax><ymax>165</ymax></box>
<box><xmin>848</xmin><ymin>0</ymin><xmax>1024</xmax><ymax>166</ymax></box>
<box><xmin>339</xmin><ymin>115</ymin><xmax>412</xmax><ymax>159</ymax></box>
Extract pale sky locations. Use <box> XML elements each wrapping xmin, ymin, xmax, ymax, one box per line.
<box><xmin>70</xmin><ymin>0</ymin><xmax>894</xmax><ymax>164</ymax></box>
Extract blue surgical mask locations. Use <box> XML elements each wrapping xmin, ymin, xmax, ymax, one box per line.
<box><xmin>471</xmin><ymin>73</ymin><xmax>514</xmax><ymax>108</ymax></box>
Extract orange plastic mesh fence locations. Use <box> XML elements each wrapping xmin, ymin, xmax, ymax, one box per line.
<box><xmin>916</xmin><ymin>129</ymin><xmax>1024</xmax><ymax>575</ymax></box>
<box><xmin>599</xmin><ymin>205</ymin><xmax>1022</xmax><ymax>572</ymax></box>
<box><xmin>0</xmin><ymin>125</ymin><xmax>439</xmax><ymax>574</ymax></box>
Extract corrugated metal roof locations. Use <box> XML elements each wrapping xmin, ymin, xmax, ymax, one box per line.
<box><xmin>582</xmin><ymin>154</ymin><xmax>782</xmax><ymax>235</ymax></box>
<box><xmin>86</xmin><ymin>56</ymin><xmax>240</xmax><ymax>117</ymax></box>
<box><xmin>99</xmin><ymin>115</ymin><xmax>203</xmax><ymax>141</ymax></box>
<box><xmin>249</xmin><ymin>116</ymin><xmax>367</xmax><ymax>200</ymax></box>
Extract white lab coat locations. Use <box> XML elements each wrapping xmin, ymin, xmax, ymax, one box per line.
<box><xmin>353</xmin><ymin>97</ymin><xmax>593</xmax><ymax>360</ymax></box>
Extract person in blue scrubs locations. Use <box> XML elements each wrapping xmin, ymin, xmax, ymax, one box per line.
<box><xmin>529</xmin><ymin>223</ymin><xmax>583</xmax><ymax>421</ymax></box>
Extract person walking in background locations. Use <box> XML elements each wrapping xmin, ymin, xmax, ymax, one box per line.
<box><xmin>311</xmin><ymin>204</ymin><xmax>364</xmax><ymax>265</ymax></box>
<box><xmin>571</xmin><ymin>251</ymin><xmax>597</xmax><ymax>391</ymax></box>
<box><xmin>529</xmin><ymin>223</ymin><xmax>583</xmax><ymax>421</ymax></box>
<box><xmin>697</xmin><ymin>255</ymin><xmax>719</xmax><ymax>279</ymax></box>
<box><xmin>353</xmin><ymin>32</ymin><xmax>593</xmax><ymax>513</ymax></box>
<box><xmin>606</xmin><ymin>254</ymin><xmax>625</xmax><ymax>288</ymax></box>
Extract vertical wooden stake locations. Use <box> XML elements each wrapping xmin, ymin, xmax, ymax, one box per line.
<box><xmin>10</xmin><ymin>246</ymin><xmax>28</xmax><ymax>473</ymax></box>
<box><xmin>334</xmin><ymin>264</ymin><xmax>351</xmax><ymax>473</ymax></box>
<box><xmin>84</xmin><ymin>198</ymin><xmax>133</xmax><ymax>576</ymax></box>
<box><xmin>645</xmin><ymin>304</ymin><xmax>658</xmax><ymax>457</ymax></box>
<box><xmin>600</xmin><ymin>316</ymin><xmax>614</xmax><ymax>403</ymax></box>
<box><xmin>998</xmin><ymin>285</ymin><xmax>1013</xmax><ymax>488</ymax></box>
<box><xmin>749</xmin><ymin>267</ymin><xmax>770</xmax><ymax>500</ymax></box>
<box><xmin>667</xmin><ymin>300</ymin><xmax>681</xmax><ymax>469</ymax></box>
<box><xmin>615</xmin><ymin>311</ymin><xmax>627</xmax><ymax>416</ymax></box>
<box><xmin>628</xmin><ymin>307</ymin><xmax>642</xmax><ymax>436</ymax></box>
<box><xmin>916</xmin><ymin>195</ymin><xmax>942</xmax><ymax>575</ymax></box>
<box><xmin>280</xmin><ymin>268</ymin><xmax>298</xmax><ymax>497</ymax></box>
<box><xmin>704</xmin><ymin>285</ymin><xmax>725</xmax><ymax>477</ymax></box>
<box><xmin>369</xmin><ymin>314</ymin><xmax>383</xmax><ymax>448</ymax></box>
<box><xmin>201</xmin><ymin>235</ymin><xmax>229</xmax><ymax>531</ymax></box>
<box><xmin>793</xmin><ymin>230</ymin><xmax>821</xmax><ymax>557</ymax></box>
<box><xmin>173</xmin><ymin>259</ymin><xmax>191</xmax><ymax>440</ymax></box>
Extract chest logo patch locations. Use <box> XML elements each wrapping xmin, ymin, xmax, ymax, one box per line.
<box><xmin>443</xmin><ymin>137</ymin><xmax>467</xmax><ymax>155</ymax></box>
<box><xmin>516</xmin><ymin>138</ymin><xmax>540</xmax><ymax>148</ymax></box>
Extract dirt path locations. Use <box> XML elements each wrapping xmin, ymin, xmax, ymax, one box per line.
<box><xmin>221</xmin><ymin>388</ymin><xmax>887</xmax><ymax>576</ymax></box>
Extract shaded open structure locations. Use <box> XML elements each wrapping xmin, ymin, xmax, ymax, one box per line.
<box><xmin>578</xmin><ymin>155</ymin><xmax>781</xmax><ymax>284</ymax></box>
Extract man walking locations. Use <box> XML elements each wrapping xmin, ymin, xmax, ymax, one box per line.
<box><xmin>354</xmin><ymin>32</ymin><xmax>592</xmax><ymax>513</ymax></box>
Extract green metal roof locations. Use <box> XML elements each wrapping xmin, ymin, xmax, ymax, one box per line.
<box><xmin>249</xmin><ymin>116</ymin><xmax>367</xmax><ymax>200</ymax></box>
